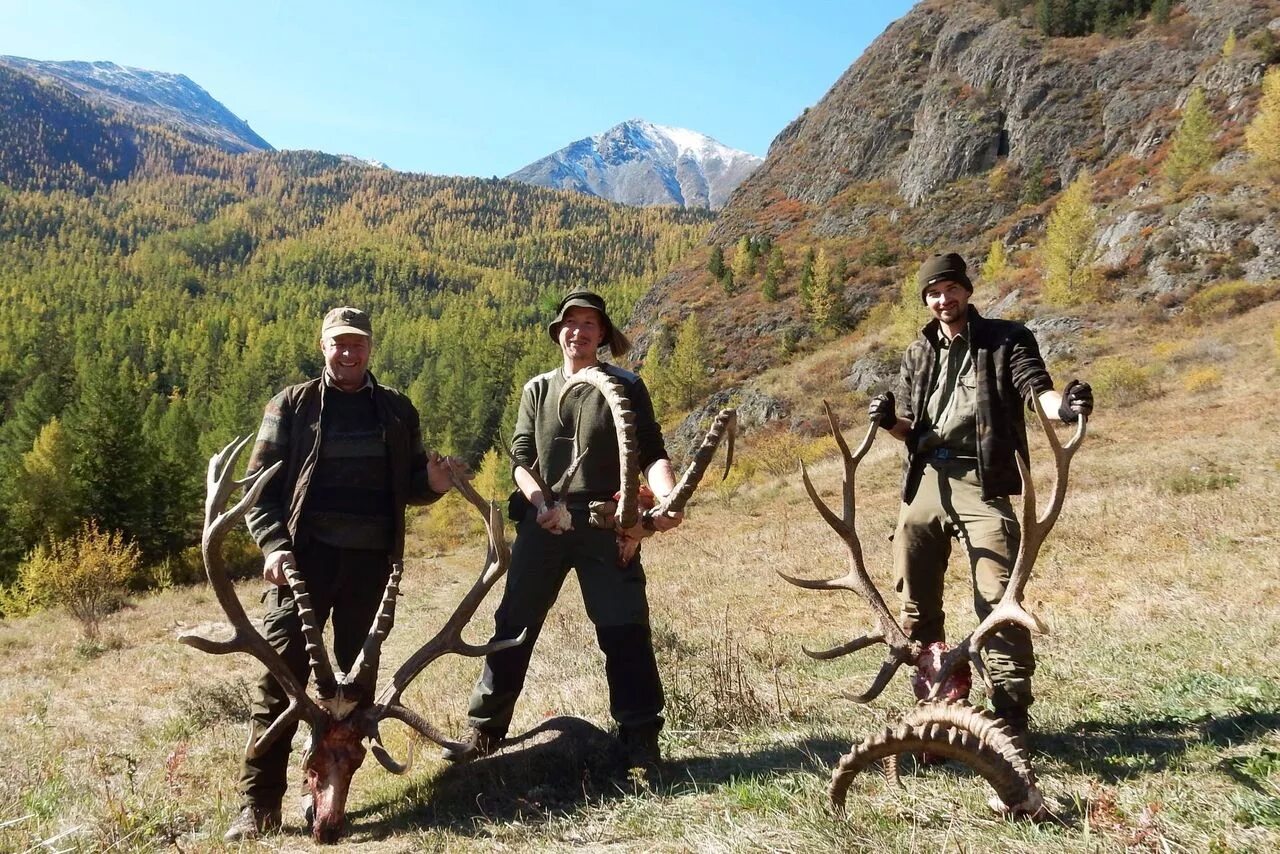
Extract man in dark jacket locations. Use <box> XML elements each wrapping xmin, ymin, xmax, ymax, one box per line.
<box><xmin>225</xmin><ymin>306</ymin><xmax>457</xmax><ymax>841</ymax></box>
<box><xmin>868</xmin><ymin>253</ymin><xmax>1093</xmax><ymax>739</ymax></box>
<box><xmin>444</xmin><ymin>290</ymin><xmax>682</xmax><ymax>772</ymax></box>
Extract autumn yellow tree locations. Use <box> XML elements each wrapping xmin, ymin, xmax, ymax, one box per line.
<box><xmin>1246</xmin><ymin>67</ymin><xmax>1280</xmax><ymax>167</ymax></box>
<box><xmin>1164</xmin><ymin>88</ymin><xmax>1216</xmax><ymax>189</ymax></box>
<box><xmin>981</xmin><ymin>240</ymin><xmax>1010</xmax><ymax>283</ymax></box>
<box><xmin>887</xmin><ymin>268</ymin><xmax>928</xmax><ymax>350</ymax></box>
<box><xmin>1042</xmin><ymin>170</ymin><xmax>1098</xmax><ymax>306</ymax></box>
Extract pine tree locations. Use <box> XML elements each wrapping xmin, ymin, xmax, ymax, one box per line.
<box><xmin>1164</xmin><ymin>88</ymin><xmax>1217</xmax><ymax>189</ymax></box>
<box><xmin>1246</xmin><ymin>68</ymin><xmax>1280</xmax><ymax>167</ymax></box>
<box><xmin>708</xmin><ymin>245</ymin><xmax>725</xmax><ymax>279</ymax></box>
<box><xmin>798</xmin><ymin>248</ymin><xmax>817</xmax><ymax>307</ymax></box>
<box><xmin>720</xmin><ymin>268</ymin><xmax>737</xmax><ymax>295</ymax></box>
<box><xmin>732</xmin><ymin>235</ymin><xmax>754</xmax><ymax>282</ymax></box>
<box><xmin>1151</xmin><ymin>0</ymin><xmax>1172</xmax><ymax>25</ymax></box>
<box><xmin>762</xmin><ymin>247</ymin><xmax>785</xmax><ymax>302</ymax></box>
<box><xmin>808</xmin><ymin>249</ymin><xmax>843</xmax><ymax>331</ymax></box>
<box><xmin>887</xmin><ymin>269</ymin><xmax>927</xmax><ymax>350</ymax></box>
<box><xmin>10</xmin><ymin>418</ymin><xmax>77</xmax><ymax>547</ymax></box>
<box><xmin>1042</xmin><ymin>170</ymin><xmax>1098</xmax><ymax>306</ymax></box>
<box><xmin>666</xmin><ymin>314</ymin><xmax>711</xmax><ymax>411</ymax></box>
<box><xmin>981</xmin><ymin>240</ymin><xmax>1009</xmax><ymax>283</ymax></box>
<box><xmin>1222</xmin><ymin>29</ymin><xmax>1237</xmax><ymax>58</ymax></box>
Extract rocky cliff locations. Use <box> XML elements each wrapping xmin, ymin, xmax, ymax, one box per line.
<box><xmin>632</xmin><ymin>0</ymin><xmax>1280</xmax><ymax>383</ymax></box>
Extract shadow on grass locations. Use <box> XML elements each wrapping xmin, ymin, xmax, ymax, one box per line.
<box><xmin>343</xmin><ymin>715</ymin><xmax>850</xmax><ymax>840</ymax></box>
<box><xmin>333</xmin><ymin>708</ymin><xmax>1279</xmax><ymax>840</ymax></box>
<box><xmin>1039</xmin><ymin>709</ymin><xmax>1280</xmax><ymax>782</ymax></box>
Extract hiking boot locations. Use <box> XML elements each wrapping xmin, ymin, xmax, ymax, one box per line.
<box><xmin>619</xmin><ymin>726</ymin><xmax>663</xmax><ymax>774</ymax></box>
<box><xmin>223</xmin><ymin>805</ymin><xmax>282</xmax><ymax>842</ymax></box>
<box><xmin>994</xmin><ymin>705</ymin><xmax>1034</xmax><ymax>752</ymax></box>
<box><xmin>440</xmin><ymin>726</ymin><xmax>502</xmax><ymax>763</ymax></box>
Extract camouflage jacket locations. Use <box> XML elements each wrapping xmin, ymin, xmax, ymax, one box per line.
<box><xmin>895</xmin><ymin>307</ymin><xmax>1053</xmax><ymax>501</ymax></box>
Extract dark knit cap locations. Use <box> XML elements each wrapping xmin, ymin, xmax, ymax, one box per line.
<box><xmin>917</xmin><ymin>253</ymin><xmax>974</xmax><ymax>303</ymax></box>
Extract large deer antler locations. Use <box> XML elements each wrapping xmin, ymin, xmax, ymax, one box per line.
<box><xmin>178</xmin><ymin>435</ymin><xmax>331</xmax><ymax>755</ymax></box>
<box><xmin>777</xmin><ymin>401</ymin><xmax>920</xmax><ymax>703</ymax></box>
<box><xmin>362</xmin><ymin>461</ymin><xmax>527</xmax><ymax>772</ymax></box>
<box><xmin>181</xmin><ymin>439</ymin><xmax>523</xmax><ymax>842</ymax></box>
<box><xmin>925</xmin><ymin>393</ymin><xmax>1087</xmax><ymax>699</ymax></box>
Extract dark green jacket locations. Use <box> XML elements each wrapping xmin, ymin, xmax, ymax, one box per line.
<box><xmin>895</xmin><ymin>307</ymin><xmax>1053</xmax><ymax>501</ymax></box>
<box><xmin>245</xmin><ymin>372</ymin><xmax>440</xmax><ymax>561</ymax></box>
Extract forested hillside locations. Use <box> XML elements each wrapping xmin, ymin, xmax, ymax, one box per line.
<box><xmin>0</xmin><ymin>66</ymin><xmax>711</xmax><ymax>585</ymax></box>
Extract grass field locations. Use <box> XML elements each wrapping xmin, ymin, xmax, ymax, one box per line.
<box><xmin>1</xmin><ymin>301</ymin><xmax>1278</xmax><ymax>852</ymax></box>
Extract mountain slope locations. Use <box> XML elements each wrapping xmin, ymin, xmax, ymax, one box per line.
<box><xmin>0</xmin><ymin>56</ymin><xmax>271</xmax><ymax>154</ymax></box>
<box><xmin>632</xmin><ymin>0</ymin><xmax>1280</xmax><ymax>382</ymax></box>
<box><xmin>508</xmin><ymin>119</ymin><xmax>762</xmax><ymax>209</ymax></box>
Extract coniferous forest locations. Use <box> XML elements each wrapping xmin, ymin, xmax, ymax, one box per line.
<box><xmin>0</xmin><ymin>66</ymin><xmax>712</xmax><ymax>587</ymax></box>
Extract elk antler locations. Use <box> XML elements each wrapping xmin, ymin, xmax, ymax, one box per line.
<box><xmin>558</xmin><ymin>367</ymin><xmax>640</xmax><ymax>528</ymax></box>
<box><xmin>363</xmin><ymin>460</ymin><xmax>527</xmax><ymax>772</ymax></box>
<box><xmin>777</xmin><ymin>401</ymin><xmax>919</xmax><ymax>703</ymax></box>
<box><xmin>178</xmin><ymin>435</ymin><xmax>330</xmax><ymax>756</ymax></box>
<box><xmin>829</xmin><ymin>699</ymin><xmax>1044</xmax><ymax>818</ymax></box>
<box><xmin>926</xmin><ymin>393</ymin><xmax>1088</xmax><ymax>698</ymax></box>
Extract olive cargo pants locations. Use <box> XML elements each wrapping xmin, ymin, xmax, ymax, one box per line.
<box><xmin>894</xmin><ymin>459</ymin><xmax>1034</xmax><ymax>712</ymax></box>
<box><xmin>465</xmin><ymin>507</ymin><xmax>664</xmax><ymax>740</ymax></box>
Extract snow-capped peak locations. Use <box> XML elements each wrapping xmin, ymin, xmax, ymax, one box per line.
<box><xmin>508</xmin><ymin>119</ymin><xmax>761</xmax><ymax>209</ymax></box>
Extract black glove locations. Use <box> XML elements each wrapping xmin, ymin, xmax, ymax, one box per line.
<box><xmin>869</xmin><ymin>391</ymin><xmax>897</xmax><ymax>429</ymax></box>
<box><xmin>1058</xmin><ymin>379</ymin><xmax>1093</xmax><ymax>423</ymax></box>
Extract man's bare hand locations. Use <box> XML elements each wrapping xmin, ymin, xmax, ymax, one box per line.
<box><xmin>536</xmin><ymin>502</ymin><xmax>571</xmax><ymax>534</ymax></box>
<box><xmin>263</xmin><ymin>549</ymin><xmax>295</xmax><ymax>586</ymax></box>
<box><xmin>429</xmin><ymin>450</ymin><xmax>466</xmax><ymax>493</ymax></box>
<box><xmin>649</xmin><ymin>509</ymin><xmax>684</xmax><ymax>532</ymax></box>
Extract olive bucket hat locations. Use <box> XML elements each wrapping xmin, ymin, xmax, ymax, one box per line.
<box><xmin>917</xmin><ymin>252</ymin><xmax>974</xmax><ymax>303</ymax></box>
<box><xmin>547</xmin><ymin>290</ymin><xmax>631</xmax><ymax>357</ymax></box>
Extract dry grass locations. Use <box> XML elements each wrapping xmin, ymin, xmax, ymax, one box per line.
<box><xmin>2</xmin><ymin>303</ymin><xmax>1278</xmax><ymax>852</ymax></box>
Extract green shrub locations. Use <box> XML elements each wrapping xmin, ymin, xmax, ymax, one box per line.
<box><xmin>1091</xmin><ymin>356</ymin><xmax>1159</xmax><ymax>402</ymax></box>
<box><xmin>1158</xmin><ymin>466</ymin><xmax>1239</xmax><ymax>495</ymax></box>
<box><xmin>1183</xmin><ymin>281</ymin><xmax>1279</xmax><ymax>324</ymax></box>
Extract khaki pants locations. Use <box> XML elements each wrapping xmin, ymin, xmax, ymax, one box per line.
<box><xmin>894</xmin><ymin>459</ymin><xmax>1034</xmax><ymax>711</ymax></box>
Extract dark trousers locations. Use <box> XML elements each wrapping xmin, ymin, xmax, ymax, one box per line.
<box><xmin>894</xmin><ymin>460</ymin><xmax>1034</xmax><ymax>712</ymax></box>
<box><xmin>465</xmin><ymin>508</ymin><xmax>664</xmax><ymax>739</ymax></box>
<box><xmin>238</xmin><ymin>541</ymin><xmax>391</xmax><ymax>808</ymax></box>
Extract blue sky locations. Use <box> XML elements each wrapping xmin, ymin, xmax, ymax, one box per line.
<box><xmin>2</xmin><ymin>0</ymin><xmax>916</xmax><ymax>177</ymax></box>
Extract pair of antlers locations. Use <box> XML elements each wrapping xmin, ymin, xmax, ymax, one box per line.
<box><xmin>779</xmin><ymin>393</ymin><xmax>1087</xmax><ymax>703</ymax></box>
<box><xmin>179</xmin><ymin>435</ymin><xmax>523</xmax><ymax>770</ymax></box>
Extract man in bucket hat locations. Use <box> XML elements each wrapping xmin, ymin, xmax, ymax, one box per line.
<box><xmin>444</xmin><ymin>289</ymin><xmax>681</xmax><ymax>774</ymax></box>
<box><xmin>867</xmin><ymin>252</ymin><xmax>1093</xmax><ymax>744</ymax></box>
<box><xmin>225</xmin><ymin>306</ymin><xmax>460</xmax><ymax>841</ymax></box>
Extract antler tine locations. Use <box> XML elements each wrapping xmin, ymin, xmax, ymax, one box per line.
<box><xmin>779</xmin><ymin>403</ymin><xmax>919</xmax><ymax>702</ymax></box>
<box><xmin>650</xmin><ymin>408</ymin><xmax>737</xmax><ymax>517</ymax></box>
<box><xmin>558</xmin><ymin>368</ymin><xmax>639</xmax><ymax>528</ymax></box>
<box><xmin>371</xmin><ymin>461</ymin><xmax>525</xmax><ymax>731</ymax></box>
<box><xmin>180</xmin><ymin>437</ymin><xmax>329</xmax><ymax>745</ymax></box>
<box><xmin>550</xmin><ymin>443</ymin><xmax>589</xmax><ymax>499</ymax></box>
<box><xmin>928</xmin><ymin>396</ymin><xmax>1088</xmax><ymax>697</ymax></box>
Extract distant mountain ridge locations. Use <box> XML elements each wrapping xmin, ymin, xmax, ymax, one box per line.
<box><xmin>0</xmin><ymin>56</ymin><xmax>271</xmax><ymax>154</ymax></box>
<box><xmin>508</xmin><ymin>119</ymin><xmax>762</xmax><ymax>209</ymax></box>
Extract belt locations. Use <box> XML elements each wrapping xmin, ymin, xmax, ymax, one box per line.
<box><xmin>921</xmin><ymin>448</ymin><xmax>977</xmax><ymax>463</ymax></box>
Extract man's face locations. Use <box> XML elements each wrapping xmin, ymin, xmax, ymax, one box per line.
<box><xmin>923</xmin><ymin>280</ymin><xmax>971</xmax><ymax>326</ymax></box>
<box><xmin>557</xmin><ymin>306</ymin><xmax>606</xmax><ymax>362</ymax></box>
<box><xmin>322</xmin><ymin>333</ymin><xmax>372</xmax><ymax>391</ymax></box>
